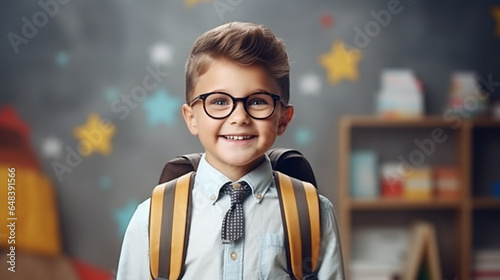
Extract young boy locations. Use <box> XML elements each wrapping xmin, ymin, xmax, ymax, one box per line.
<box><xmin>117</xmin><ymin>22</ymin><xmax>344</xmax><ymax>279</ymax></box>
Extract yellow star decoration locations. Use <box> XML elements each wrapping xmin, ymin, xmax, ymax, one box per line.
<box><xmin>73</xmin><ymin>113</ymin><xmax>116</xmax><ymax>157</ymax></box>
<box><xmin>319</xmin><ymin>40</ymin><xmax>363</xmax><ymax>85</ymax></box>
<box><xmin>184</xmin><ymin>0</ymin><xmax>212</xmax><ymax>8</ymax></box>
<box><xmin>493</xmin><ymin>7</ymin><xmax>500</xmax><ymax>37</ymax></box>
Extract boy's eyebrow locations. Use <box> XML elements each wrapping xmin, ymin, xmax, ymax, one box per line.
<box><xmin>253</xmin><ymin>88</ymin><xmax>275</xmax><ymax>94</ymax></box>
<box><xmin>203</xmin><ymin>88</ymin><xmax>276</xmax><ymax>95</ymax></box>
<box><xmin>208</xmin><ymin>88</ymin><xmax>228</xmax><ymax>93</ymax></box>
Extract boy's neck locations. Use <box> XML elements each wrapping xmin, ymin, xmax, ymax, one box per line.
<box><xmin>205</xmin><ymin>155</ymin><xmax>266</xmax><ymax>182</ymax></box>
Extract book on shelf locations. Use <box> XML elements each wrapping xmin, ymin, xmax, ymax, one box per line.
<box><xmin>351</xmin><ymin>227</ymin><xmax>407</xmax><ymax>280</ymax></box>
<box><xmin>433</xmin><ymin>166</ymin><xmax>460</xmax><ymax>199</ymax></box>
<box><xmin>446</xmin><ymin>71</ymin><xmax>488</xmax><ymax>119</ymax></box>
<box><xmin>404</xmin><ymin>167</ymin><xmax>433</xmax><ymax>200</ymax></box>
<box><xmin>401</xmin><ymin>221</ymin><xmax>442</xmax><ymax>280</ymax></box>
<box><xmin>493</xmin><ymin>102</ymin><xmax>500</xmax><ymax>119</ymax></box>
<box><xmin>350</xmin><ymin>150</ymin><xmax>379</xmax><ymax>198</ymax></box>
<box><xmin>350</xmin><ymin>260</ymin><xmax>400</xmax><ymax>280</ymax></box>
<box><xmin>376</xmin><ymin>69</ymin><xmax>424</xmax><ymax>118</ymax></box>
<box><xmin>380</xmin><ymin>162</ymin><xmax>404</xmax><ymax>198</ymax></box>
<box><xmin>493</xmin><ymin>181</ymin><xmax>500</xmax><ymax>199</ymax></box>
<box><xmin>473</xmin><ymin>249</ymin><xmax>500</xmax><ymax>280</ymax></box>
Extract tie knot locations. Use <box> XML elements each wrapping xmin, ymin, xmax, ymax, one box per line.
<box><xmin>223</xmin><ymin>182</ymin><xmax>250</xmax><ymax>204</ymax></box>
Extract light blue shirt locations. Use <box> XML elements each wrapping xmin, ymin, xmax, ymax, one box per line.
<box><xmin>116</xmin><ymin>155</ymin><xmax>345</xmax><ymax>279</ymax></box>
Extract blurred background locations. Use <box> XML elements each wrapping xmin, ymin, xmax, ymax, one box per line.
<box><xmin>1</xmin><ymin>0</ymin><xmax>500</xmax><ymax>279</ymax></box>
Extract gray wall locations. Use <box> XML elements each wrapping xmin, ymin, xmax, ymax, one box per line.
<box><xmin>1</xmin><ymin>0</ymin><xmax>499</xmax><ymax>272</ymax></box>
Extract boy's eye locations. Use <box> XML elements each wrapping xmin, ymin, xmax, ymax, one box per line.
<box><xmin>207</xmin><ymin>95</ymin><xmax>232</xmax><ymax>106</ymax></box>
<box><xmin>248</xmin><ymin>99</ymin><xmax>268</xmax><ymax>106</ymax></box>
<box><xmin>211</xmin><ymin>99</ymin><xmax>229</xmax><ymax>106</ymax></box>
<box><xmin>247</xmin><ymin>94</ymin><xmax>273</xmax><ymax>108</ymax></box>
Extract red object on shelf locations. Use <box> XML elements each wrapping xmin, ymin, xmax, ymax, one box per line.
<box><xmin>380</xmin><ymin>163</ymin><xmax>404</xmax><ymax>198</ymax></box>
<box><xmin>381</xmin><ymin>176</ymin><xmax>404</xmax><ymax>198</ymax></box>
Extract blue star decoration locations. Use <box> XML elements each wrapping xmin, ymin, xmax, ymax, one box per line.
<box><xmin>294</xmin><ymin>127</ymin><xmax>314</xmax><ymax>147</ymax></box>
<box><xmin>113</xmin><ymin>199</ymin><xmax>139</xmax><ymax>237</ymax></box>
<box><xmin>98</xmin><ymin>175</ymin><xmax>113</xmax><ymax>191</ymax></box>
<box><xmin>143</xmin><ymin>87</ymin><xmax>182</xmax><ymax>126</ymax></box>
<box><xmin>104</xmin><ymin>87</ymin><xmax>119</xmax><ymax>103</ymax></box>
<box><xmin>55</xmin><ymin>51</ymin><xmax>70</xmax><ymax>67</ymax></box>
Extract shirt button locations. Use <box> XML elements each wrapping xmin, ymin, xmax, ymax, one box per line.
<box><xmin>230</xmin><ymin>251</ymin><xmax>238</xmax><ymax>260</ymax></box>
<box><xmin>256</xmin><ymin>193</ymin><xmax>262</xmax><ymax>200</ymax></box>
<box><xmin>210</xmin><ymin>195</ymin><xmax>216</xmax><ymax>201</ymax></box>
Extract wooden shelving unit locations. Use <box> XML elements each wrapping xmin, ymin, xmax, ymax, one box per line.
<box><xmin>338</xmin><ymin>115</ymin><xmax>500</xmax><ymax>279</ymax></box>
<box><xmin>349</xmin><ymin>198</ymin><xmax>462</xmax><ymax>210</ymax></box>
<box><xmin>473</xmin><ymin>197</ymin><xmax>500</xmax><ymax>209</ymax></box>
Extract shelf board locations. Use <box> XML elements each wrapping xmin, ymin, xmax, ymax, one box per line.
<box><xmin>471</xmin><ymin>118</ymin><xmax>500</xmax><ymax>127</ymax></box>
<box><xmin>341</xmin><ymin>115</ymin><xmax>500</xmax><ymax>128</ymax></box>
<box><xmin>341</xmin><ymin>115</ymin><xmax>457</xmax><ymax>128</ymax></box>
<box><xmin>473</xmin><ymin>197</ymin><xmax>500</xmax><ymax>209</ymax></box>
<box><xmin>348</xmin><ymin>198</ymin><xmax>462</xmax><ymax>210</ymax></box>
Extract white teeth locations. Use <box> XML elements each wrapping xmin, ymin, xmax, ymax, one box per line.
<box><xmin>224</xmin><ymin>135</ymin><xmax>253</xmax><ymax>140</ymax></box>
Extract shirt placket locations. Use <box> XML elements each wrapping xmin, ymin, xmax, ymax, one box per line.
<box><xmin>223</xmin><ymin>241</ymin><xmax>244</xmax><ymax>280</ymax></box>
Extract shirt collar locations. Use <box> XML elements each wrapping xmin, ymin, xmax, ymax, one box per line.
<box><xmin>195</xmin><ymin>154</ymin><xmax>273</xmax><ymax>203</ymax></box>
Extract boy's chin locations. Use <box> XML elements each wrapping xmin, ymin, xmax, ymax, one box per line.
<box><xmin>210</xmin><ymin>152</ymin><xmax>266</xmax><ymax>170</ymax></box>
<box><xmin>224</xmin><ymin>154</ymin><xmax>265</xmax><ymax>167</ymax></box>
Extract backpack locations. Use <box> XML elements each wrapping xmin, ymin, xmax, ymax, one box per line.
<box><xmin>149</xmin><ymin>148</ymin><xmax>321</xmax><ymax>280</ymax></box>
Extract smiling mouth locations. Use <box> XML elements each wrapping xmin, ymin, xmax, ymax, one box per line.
<box><xmin>222</xmin><ymin>135</ymin><xmax>255</xmax><ymax>140</ymax></box>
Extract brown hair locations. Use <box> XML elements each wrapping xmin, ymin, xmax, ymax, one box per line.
<box><xmin>185</xmin><ymin>22</ymin><xmax>290</xmax><ymax>104</ymax></box>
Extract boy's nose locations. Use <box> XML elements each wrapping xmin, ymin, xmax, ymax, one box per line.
<box><xmin>229</xmin><ymin>102</ymin><xmax>250</xmax><ymax>124</ymax></box>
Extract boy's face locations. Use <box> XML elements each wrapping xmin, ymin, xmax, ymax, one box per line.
<box><xmin>182</xmin><ymin>58</ymin><xmax>294</xmax><ymax>179</ymax></box>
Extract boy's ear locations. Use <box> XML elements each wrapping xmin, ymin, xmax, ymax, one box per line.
<box><xmin>182</xmin><ymin>104</ymin><xmax>199</xmax><ymax>135</ymax></box>
<box><xmin>277</xmin><ymin>105</ymin><xmax>294</xmax><ymax>136</ymax></box>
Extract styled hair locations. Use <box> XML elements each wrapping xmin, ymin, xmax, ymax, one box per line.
<box><xmin>185</xmin><ymin>22</ymin><xmax>290</xmax><ymax>104</ymax></box>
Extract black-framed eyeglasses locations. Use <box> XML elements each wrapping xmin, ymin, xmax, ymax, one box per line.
<box><xmin>189</xmin><ymin>92</ymin><xmax>285</xmax><ymax>120</ymax></box>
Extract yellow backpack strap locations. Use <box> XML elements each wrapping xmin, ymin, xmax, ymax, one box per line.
<box><xmin>274</xmin><ymin>171</ymin><xmax>321</xmax><ymax>280</ymax></box>
<box><xmin>149</xmin><ymin>172</ymin><xmax>195</xmax><ymax>280</ymax></box>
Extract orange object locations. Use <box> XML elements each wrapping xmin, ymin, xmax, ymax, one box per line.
<box><xmin>434</xmin><ymin>166</ymin><xmax>461</xmax><ymax>199</ymax></box>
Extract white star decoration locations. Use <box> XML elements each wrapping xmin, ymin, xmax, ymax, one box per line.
<box><xmin>149</xmin><ymin>43</ymin><xmax>174</xmax><ymax>65</ymax></box>
<box><xmin>299</xmin><ymin>73</ymin><xmax>322</xmax><ymax>96</ymax></box>
<box><xmin>41</xmin><ymin>136</ymin><xmax>63</xmax><ymax>158</ymax></box>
